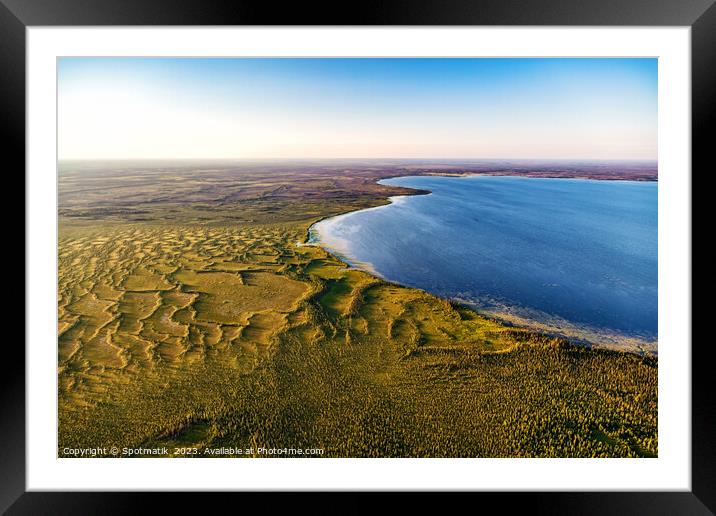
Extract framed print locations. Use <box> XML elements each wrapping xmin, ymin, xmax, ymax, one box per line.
<box><xmin>5</xmin><ymin>0</ymin><xmax>713</xmax><ymax>512</ymax></box>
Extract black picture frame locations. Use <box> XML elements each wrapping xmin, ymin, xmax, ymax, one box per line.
<box><xmin>4</xmin><ymin>0</ymin><xmax>711</xmax><ymax>513</ymax></box>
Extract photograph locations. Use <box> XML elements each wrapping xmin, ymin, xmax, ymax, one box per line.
<box><xmin>56</xmin><ymin>57</ymin><xmax>659</xmax><ymax>459</ymax></box>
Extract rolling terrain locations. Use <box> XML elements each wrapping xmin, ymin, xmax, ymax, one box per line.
<box><xmin>58</xmin><ymin>161</ymin><xmax>658</xmax><ymax>458</ymax></box>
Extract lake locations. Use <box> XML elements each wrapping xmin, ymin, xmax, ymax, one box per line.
<box><xmin>310</xmin><ymin>175</ymin><xmax>658</xmax><ymax>348</ymax></box>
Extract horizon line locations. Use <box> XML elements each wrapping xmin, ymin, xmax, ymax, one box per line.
<box><xmin>58</xmin><ymin>157</ymin><xmax>659</xmax><ymax>163</ymax></box>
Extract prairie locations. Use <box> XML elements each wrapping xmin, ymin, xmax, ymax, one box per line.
<box><xmin>58</xmin><ymin>161</ymin><xmax>657</xmax><ymax>458</ymax></box>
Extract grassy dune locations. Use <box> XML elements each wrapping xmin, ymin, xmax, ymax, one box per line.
<box><xmin>58</xmin><ymin>162</ymin><xmax>657</xmax><ymax>458</ymax></box>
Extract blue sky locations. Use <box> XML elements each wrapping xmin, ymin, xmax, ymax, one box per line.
<box><xmin>58</xmin><ymin>58</ymin><xmax>657</xmax><ymax>160</ymax></box>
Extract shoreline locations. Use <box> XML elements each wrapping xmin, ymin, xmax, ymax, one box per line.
<box><xmin>305</xmin><ymin>174</ymin><xmax>658</xmax><ymax>356</ymax></box>
<box><xmin>418</xmin><ymin>171</ymin><xmax>658</xmax><ymax>182</ymax></box>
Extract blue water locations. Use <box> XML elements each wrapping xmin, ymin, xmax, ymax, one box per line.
<box><xmin>313</xmin><ymin>176</ymin><xmax>657</xmax><ymax>343</ymax></box>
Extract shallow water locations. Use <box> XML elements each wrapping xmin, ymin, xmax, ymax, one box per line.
<box><xmin>311</xmin><ymin>175</ymin><xmax>657</xmax><ymax>345</ymax></box>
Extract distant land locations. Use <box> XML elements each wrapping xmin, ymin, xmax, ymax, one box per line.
<box><xmin>60</xmin><ymin>158</ymin><xmax>658</xmax><ymax>181</ymax></box>
<box><xmin>401</xmin><ymin>159</ymin><xmax>657</xmax><ymax>181</ymax></box>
